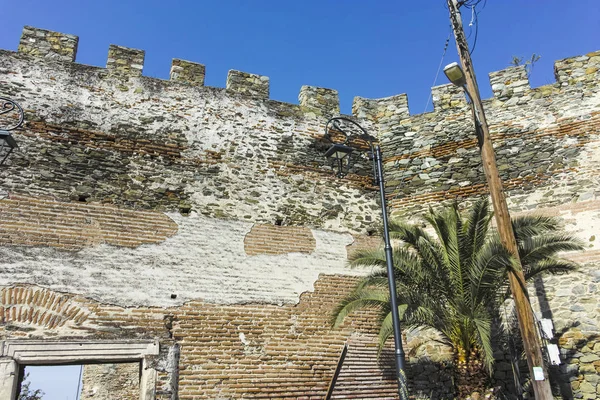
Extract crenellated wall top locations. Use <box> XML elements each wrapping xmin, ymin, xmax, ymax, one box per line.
<box><xmin>7</xmin><ymin>26</ymin><xmax>600</xmax><ymax>120</ymax></box>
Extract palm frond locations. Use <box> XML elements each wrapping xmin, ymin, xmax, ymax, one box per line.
<box><xmin>519</xmin><ymin>235</ymin><xmax>585</xmax><ymax>266</ymax></box>
<box><xmin>388</xmin><ymin>220</ymin><xmax>446</xmax><ymax>274</ymax></box>
<box><xmin>425</xmin><ymin>203</ymin><xmax>468</xmax><ymax>304</ymax></box>
<box><xmin>524</xmin><ymin>258</ymin><xmax>579</xmax><ymax>280</ymax></box>
<box><xmin>331</xmin><ymin>288</ymin><xmax>388</xmax><ymax>328</ymax></box>
<box><xmin>348</xmin><ymin>248</ymin><xmax>386</xmax><ymax>268</ymax></box>
<box><xmin>355</xmin><ymin>276</ymin><xmax>390</xmax><ymax>291</ymax></box>
<box><xmin>511</xmin><ymin>215</ymin><xmax>560</xmax><ymax>241</ymax></box>
<box><xmin>471</xmin><ymin>240</ymin><xmax>512</xmax><ymax>307</ymax></box>
<box><xmin>463</xmin><ymin>197</ymin><xmax>493</xmax><ymax>268</ymax></box>
<box><xmin>388</xmin><ymin>219</ymin><xmax>430</xmax><ymax>242</ymax></box>
<box><xmin>473</xmin><ymin>310</ymin><xmax>495</xmax><ymax>373</ymax></box>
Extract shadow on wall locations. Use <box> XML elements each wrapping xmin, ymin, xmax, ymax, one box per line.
<box><xmin>495</xmin><ymin>326</ymin><xmax>599</xmax><ymax>399</ymax></box>
<box><xmin>551</xmin><ymin>331</ymin><xmax>600</xmax><ymax>400</ymax></box>
<box><xmin>404</xmin><ymin>357</ymin><xmax>455</xmax><ymax>400</ymax></box>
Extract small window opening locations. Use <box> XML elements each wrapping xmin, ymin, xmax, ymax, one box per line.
<box><xmin>19</xmin><ymin>362</ymin><xmax>140</xmax><ymax>400</ymax></box>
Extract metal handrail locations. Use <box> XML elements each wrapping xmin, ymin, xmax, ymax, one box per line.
<box><xmin>324</xmin><ymin>342</ymin><xmax>349</xmax><ymax>400</ymax></box>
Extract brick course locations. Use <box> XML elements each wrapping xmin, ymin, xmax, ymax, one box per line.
<box><xmin>244</xmin><ymin>224</ymin><xmax>316</xmax><ymax>255</ymax></box>
<box><xmin>0</xmin><ymin>194</ymin><xmax>178</xmax><ymax>250</ymax></box>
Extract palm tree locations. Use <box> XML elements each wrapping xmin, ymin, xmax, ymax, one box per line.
<box><xmin>332</xmin><ymin>197</ymin><xmax>582</xmax><ymax>398</ymax></box>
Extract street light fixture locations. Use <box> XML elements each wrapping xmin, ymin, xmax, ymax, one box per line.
<box><xmin>323</xmin><ymin>116</ymin><xmax>409</xmax><ymax>400</ymax></box>
<box><xmin>443</xmin><ymin>62</ymin><xmax>467</xmax><ymax>87</ymax></box>
<box><xmin>443</xmin><ymin>63</ymin><xmax>484</xmax><ymax>146</ymax></box>
<box><xmin>323</xmin><ymin>143</ymin><xmax>354</xmax><ymax>178</ymax></box>
<box><xmin>0</xmin><ymin>97</ymin><xmax>24</xmax><ymax>166</ymax></box>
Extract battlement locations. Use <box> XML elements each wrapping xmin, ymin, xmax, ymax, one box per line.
<box><xmin>106</xmin><ymin>45</ymin><xmax>145</xmax><ymax>76</ymax></box>
<box><xmin>430</xmin><ymin>84</ymin><xmax>466</xmax><ymax>110</ymax></box>
<box><xmin>8</xmin><ymin>26</ymin><xmax>600</xmax><ymax>118</ymax></box>
<box><xmin>18</xmin><ymin>26</ymin><xmax>78</xmax><ymax>62</ymax></box>
<box><xmin>226</xmin><ymin>70</ymin><xmax>270</xmax><ymax>99</ymax></box>
<box><xmin>489</xmin><ymin>65</ymin><xmax>530</xmax><ymax>100</ymax></box>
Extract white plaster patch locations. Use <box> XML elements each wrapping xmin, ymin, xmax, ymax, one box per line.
<box><xmin>0</xmin><ymin>213</ymin><xmax>368</xmax><ymax>308</ymax></box>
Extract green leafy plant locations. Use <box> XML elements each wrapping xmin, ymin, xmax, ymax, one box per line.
<box><xmin>510</xmin><ymin>53</ymin><xmax>541</xmax><ymax>77</ymax></box>
<box><xmin>332</xmin><ymin>197</ymin><xmax>582</xmax><ymax>397</ymax></box>
<box><xmin>18</xmin><ymin>373</ymin><xmax>44</xmax><ymax>400</ymax></box>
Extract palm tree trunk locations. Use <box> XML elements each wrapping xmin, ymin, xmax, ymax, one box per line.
<box><xmin>455</xmin><ymin>348</ymin><xmax>489</xmax><ymax>399</ymax></box>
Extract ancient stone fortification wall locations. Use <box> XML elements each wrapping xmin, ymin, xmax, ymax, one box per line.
<box><xmin>2</xmin><ymin>26</ymin><xmax>379</xmax><ymax>235</ymax></box>
<box><xmin>1</xmin><ymin>25</ymin><xmax>599</xmax><ymax>399</ymax></box>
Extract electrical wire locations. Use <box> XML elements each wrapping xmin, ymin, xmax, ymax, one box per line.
<box><xmin>469</xmin><ymin>5</ymin><xmax>479</xmax><ymax>55</ymax></box>
<box><xmin>423</xmin><ymin>29</ymin><xmax>452</xmax><ymax>113</ymax></box>
<box><xmin>468</xmin><ymin>0</ymin><xmax>487</xmax><ymax>55</ymax></box>
<box><xmin>75</xmin><ymin>365</ymin><xmax>83</xmax><ymax>400</ymax></box>
<box><xmin>459</xmin><ymin>0</ymin><xmax>485</xmax><ymax>7</ymax></box>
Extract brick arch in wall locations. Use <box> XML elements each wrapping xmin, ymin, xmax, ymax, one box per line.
<box><xmin>0</xmin><ymin>286</ymin><xmax>90</xmax><ymax>330</ymax></box>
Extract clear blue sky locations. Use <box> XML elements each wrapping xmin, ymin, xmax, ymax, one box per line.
<box><xmin>25</xmin><ymin>365</ymin><xmax>81</xmax><ymax>400</ymax></box>
<box><xmin>1</xmin><ymin>1</ymin><xmax>599</xmax><ymax>115</ymax></box>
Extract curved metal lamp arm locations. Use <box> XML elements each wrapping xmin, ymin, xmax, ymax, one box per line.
<box><xmin>0</xmin><ymin>97</ymin><xmax>24</xmax><ymax>131</ymax></box>
<box><xmin>324</xmin><ymin>116</ymin><xmax>380</xmax><ymax>180</ymax></box>
<box><xmin>324</xmin><ymin>116</ymin><xmax>376</xmax><ymax>148</ymax></box>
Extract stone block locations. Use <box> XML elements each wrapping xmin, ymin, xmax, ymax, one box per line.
<box><xmin>170</xmin><ymin>58</ymin><xmax>205</xmax><ymax>86</ymax></box>
<box><xmin>106</xmin><ymin>45</ymin><xmax>145</xmax><ymax>77</ymax></box>
<box><xmin>226</xmin><ymin>70</ymin><xmax>269</xmax><ymax>99</ymax></box>
<box><xmin>555</xmin><ymin>51</ymin><xmax>600</xmax><ymax>87</ymax></box>
<box><xmin>489</xmin><ymin>65</ymin><xmax>530</xmax><ymax>100</ymax></box>
<box><xmin>18</xmin><ymin>26</ymin><xmax>78</xmax><ymax>62</ymax></box>
<box><xmin>431</xmin><ymin>83</ymin><xmax>466</xmax><ymax>110</ymax></box>
<box><xmin>352</xmin><ymin>93</ymin><xmax>409</xmax><ymax>121</ymax></box>
<box><xmin>298</xmin><ymin>85</ymin><xmax>339</xmax><ymax>116</ymax></box>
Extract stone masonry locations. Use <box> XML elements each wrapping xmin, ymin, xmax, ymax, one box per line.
<box><xmin>1</xmin><ymin>25</ymin><xmax>599</xmax><ymax>399</ymax></box>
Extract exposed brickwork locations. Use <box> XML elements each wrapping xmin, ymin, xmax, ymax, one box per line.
<box><xmin>1</xmin><ymin>276</ymin><xmax>397</xmax><ymax>399</ymax></box>
<box><xmin>0</xmin><ymin>286</ymin><xmax>89</xmax><ymax>329</ymax></box>
<box><xmin>26</xmin><ymin>121</ymin><xmax>189</xmax><ymax>159</ymax></box>
<box><xmin>0</xmin><ymin>194</ymin><xmax>178</xmax><ymax>250</ymax></box>
<box><xmin>346</xmin><ymin>234</ymin><xmax>382</xmax><ymax>258</ymax></box>
<box><xmin>174</xmin><ymin>274</ymin><xmax>385</xmax><ymax>399</ymax></box>
<box><xmin>244</xmin><ymin>224</ymin><xmax>316</xmax><ymax>255</ymax></box>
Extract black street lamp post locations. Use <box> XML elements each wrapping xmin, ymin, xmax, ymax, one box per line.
<box><xmin>323</xmin><ymin>117</ymin><xmax>409</xmax><ymax>400</ymax></box>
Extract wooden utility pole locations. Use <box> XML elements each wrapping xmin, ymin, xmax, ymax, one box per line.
<box><xmin>446</xmin><ymin>1</ymin><xmax>553</xmax><ymax>399</ymax></box>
